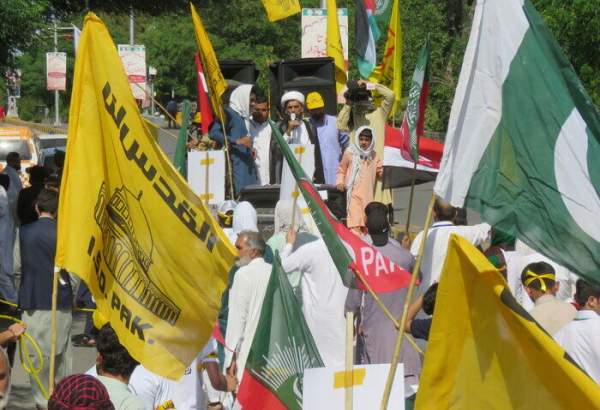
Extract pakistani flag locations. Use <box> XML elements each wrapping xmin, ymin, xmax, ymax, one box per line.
<box><xmin>236</xmin><ymin>253</ymin><xmax>323</xmax><ymax>410</ymax></box>
<box><xmin>434</xmin><ymin>0</ymin><xmax>600</xmax><ymax>285</ymax></box>
<box><xmin>269</xmin><ymin>120</ymin><xmax>414</xmax><ymax>293</ymax></box>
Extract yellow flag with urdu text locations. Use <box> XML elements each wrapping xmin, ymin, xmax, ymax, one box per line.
<box><xmin>190</xmin><ymin>3</ymin><xmax>227</xmax><ymax>123</ymax></box>
<box><xmin>261</xmin><ymin>0</ymin><xmax>301</xmax><ymax>22</ymax></box>
<box><xmin>416</xmin><ymin>235</ymin><xmax>600</xmax><ymax>409</ymax></box>
<box><xmin>369</xmin><ymin>0</ymin><xmax>402</xmax><ymax>116</ymax></box>
<box><xmin>56</xmin><ymin>13</ymin><xmax>236</xmax><ymax>380</ymax></box>
<box><xmin>326</xmin><ymin>0</ymin><xmax>347</xmax><ymax>94</ymax></box>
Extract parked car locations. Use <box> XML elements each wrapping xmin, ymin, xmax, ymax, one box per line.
<box><xmin>37</xmin><ymin>133</ymin><xmax>67</xmax><ymax>173</ymax></box>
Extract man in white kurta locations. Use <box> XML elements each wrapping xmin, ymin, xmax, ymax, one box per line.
<box><xmin>504</xmin><ymin>239</ymin><xmax>578</xmax><ymax>311</ymax></box>
<box><xmin>411</xmin><ymin>198</ymin><xmax>491</xmax><ymax>287</ymax></box>
<box><xmin>554</xmin><ymin>279</ymin><xmax>600</xmax><ymax>383</ymax></box>
<box><xmin>280</xmin><ymin>233</ymin><xmax>348</xmax><ymax>367</ymax></box>
<box><xmin>225</xmin><ymin>231</ymin><xmax>271</xmax><ymax>383</ymax></box>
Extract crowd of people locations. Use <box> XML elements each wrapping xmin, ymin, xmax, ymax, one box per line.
<box><xmin>0</xmin><ymin>80</ymin><xmax>598</xmax><ymax>410</ymax></box>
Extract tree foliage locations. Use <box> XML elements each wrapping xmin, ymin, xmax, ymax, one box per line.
<box><xmin>4</xmin><ymin>0</ymin><xmax>599</xmax><ymax>133</ymax></box>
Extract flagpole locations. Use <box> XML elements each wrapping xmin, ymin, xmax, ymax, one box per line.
<box><xmin>380</xmin><ymin>193</ymin><xmax>435</xmax><ymax>409</ymax></box>
<box><xmin>219</xmin><ymin>116</ymin><xmax>236</xmax><ymax>200</ymax></box>
<box><xmin>345</xmin><ymin>311</ymin><xmax>354</xmax><ymax>410</ymax></box>
<box><xmin>404</xmin><ymin>160</ymin><xmax>418</xmax><ymax>236</ymax></box>
<box><xmin>49</xmin><ymin>267</ymin><xmax>60</xmax><ymax>394</ymax></box>
<box><xmin>290</xmin><ymin>148</ymin><xmax>304</xmax><ymax>230</ymax></box>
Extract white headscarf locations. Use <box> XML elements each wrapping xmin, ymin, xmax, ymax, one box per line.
<box><xmin>346</xmin><ymin>125</ymin><xmax>376</xmax><ymax>205</ymax></box>
<box><xmin>232</xmin><ymin>201</ymin><xmax>258</xmax><ymax>235</ymax></box>
<box><xmin>281</xmin><ymin>91</ymin><xmax>305</xmax><ymax>107</ymax></box>
<box><xmin>273</xmin><ymin>200</ymin><xmax>306</xmax><ymax>234</ymax></box>
<box><xmin>229</xmin><ymin>84</ymin><xmax>254</xmax><ymax>129</ymax></box>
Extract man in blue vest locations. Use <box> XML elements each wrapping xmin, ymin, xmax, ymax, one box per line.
<box><xmin>19</xmin><ymin>188</ymin><xmax>74</xmax><ymax>409</ymax></box>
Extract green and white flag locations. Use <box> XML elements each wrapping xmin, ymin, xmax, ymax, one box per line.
<box><xmin>434</xmin><ymin>0</ymin><xmax>600</xmax><ymax>284</ymax></box>
<box><xmin>235</xmin><ymin>253</ymin><xmax>323</xmax><ymax>409</ymax></box>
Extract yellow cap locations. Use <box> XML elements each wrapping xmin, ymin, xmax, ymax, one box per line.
<box><xmin>306</xmin><ymin>92</ymin><xmax>325</xmax><ymax>110</ymax></box>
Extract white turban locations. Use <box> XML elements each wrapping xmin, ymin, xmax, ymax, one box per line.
<box><xmin>281</xmin><ymin>91</ymin><xmax>305</xmax><ymax>107</ymax></box>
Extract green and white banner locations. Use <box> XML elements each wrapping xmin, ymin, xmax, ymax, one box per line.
<box><xmin>434</xmin><ymin>0</ymin><xmax>600</xmax><ymax>284</ymax></box>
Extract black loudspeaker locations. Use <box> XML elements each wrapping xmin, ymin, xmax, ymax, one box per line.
<box><xmin>219</xmin><ymin>60</ymin><xmax>258</xmax><ymax>86</ymax></box>
<box><xmin>269</xmin><ymin>57</ymin><xmax>337</xmax><ymax>118</ymax></box>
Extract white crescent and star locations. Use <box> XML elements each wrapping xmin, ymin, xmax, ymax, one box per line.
<box><xmin>554</xmin><ymin>108</ymin><xmax>600</xmax><ymax>242</ymax></box>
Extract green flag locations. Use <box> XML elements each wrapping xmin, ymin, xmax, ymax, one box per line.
<box><xmin>268</xmin><ymin>119</ymin><xmax>414</xmax><ymax>293</ymax></box>
<box><xmin>373</xmin><ymin>0</ymin><xmax>393</xmax><ymax>34</ymax></box>
<box><xmin>173</xmin><ymin>99</ymin><xmax>191</xmax><ymax>177</ymax></box>
<box><xmin>434</xmin><ymin>0</ymin><xmax>600</xmax><ymax>284</ymax></box>
<box><xmin>235</xmin><ymin>252</ymin><xmax>323</xmax><ymax>409</ymax></box>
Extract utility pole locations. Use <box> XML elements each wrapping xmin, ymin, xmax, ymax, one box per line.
<box><xmin>129</xmin><ymin>5</ymin><xmax>135</xmax><ymax>46</ymax></box>
<box><xmin>53</xmin><ymin>17</ymin><xmax>60</xmax><ymax>126</ymax></box>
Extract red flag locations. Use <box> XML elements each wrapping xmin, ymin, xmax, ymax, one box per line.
<box><xmin>194</xmin><ymin>53</ymin><xmax>214</xmax><ymax>135</ymax></box>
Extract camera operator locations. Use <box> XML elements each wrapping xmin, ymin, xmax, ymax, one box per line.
<box><xmin>269</xmin><ymin>91</ymin><xmax>324</xmax><ymax>185</ymax></box>
<box><xmin>337</xmin><ymin>79</ymin><xmax>395</xmax><ymax>203</ymax></box>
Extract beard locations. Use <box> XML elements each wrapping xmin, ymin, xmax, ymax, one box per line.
<box><xmin>235</xmin><ymin>256</ymin><xmax>252</xmax><ymax>267</ymax></box>
<box><xmin>0</xmin><ymin>383</ymin><xmax>11</xmax><ymax>409</ymax></box>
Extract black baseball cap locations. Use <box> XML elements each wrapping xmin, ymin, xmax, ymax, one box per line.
<box><xmin>365</xmin><ymin>202</ymin><xmax>389</xmax><ymax>246</ymax></box>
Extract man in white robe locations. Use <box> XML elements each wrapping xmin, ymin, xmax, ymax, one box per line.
<box><xmin>280</xmin><ymin>231</ymin><xmax>347</xmax><ymax>367</ymax></box>
<box><xmin>555</xmin><ymin>279</ymin><xmax>600</xmax><ymax>384</ymax></box>
<box><xmin>225</xmin><ymin>231</ymin><xmax>271</xmax><ymax>383</ymax></box>
<box><xmin>411</xmin><ymin>198</ymin><xmax>491</xmax><ymax>287</ymax></box>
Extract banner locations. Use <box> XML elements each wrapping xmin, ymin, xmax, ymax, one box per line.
<box><xmin>369</xmin><ymin>0</ymin><xmax>402</xmax><ymax>116</ymax></box>
<box><xmin>190</xmin><ymin>3</ymin><xmax>227</xmax><ymax>122</ymax></box>
<box><xmin>326</xmin><ymin>0</ymin><xmax>347</xmax><ymax>94</ymax></box>
<box><xmin>117</xmin><ymin>44</ymin><xmax>146</xmax><ymax>100</ymax></box>
<box><xmin>301</xmin><ymin>8</ymin><xmax>348</xmax><ymax>62</ymax></box>
<box><xmin>187</xmin><ymin>150</ymin><xmax>226</xmax><ymax>205</ymax></box>
<box><xmin>261</xmin><ymin>0</ymin><xmax>301</xmax><ymax>22</ymax></box>
<box><xmin>46</xmin><ymin>52</ymin><xmax>67</xmax><ymax>91</ymax></box>
<box><xmin>416</xmin><ymin>235</ymin><xmax>600</xmax><ymax>408</ymax></box>
<box><xmin>57</xmin><ymin>13</ymin><xmax>236</xmax><ymax>380</ymax></box>
<box><xmin>194</xmin><ymin>53</ymin><xmax>214</xmax><ymax>135</ymax></box>
<box><xmin>382</xmin><ymin>124</ymin><xmax>442</xmax><ymax>188</ymax></box>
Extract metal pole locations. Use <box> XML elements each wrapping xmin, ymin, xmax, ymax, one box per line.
<box><xmin>53</xmin><ymin>18</ymin><xmax>60</xmax><ymax>126</ymax></box>
<box><xmin>150</xmin><ymin>82</ymin><xmax>155</xmax><ymax>115</ymax></box>
<box><xmin>129</xmin><ymin>5</ymin><xmax>135</xmax><ymax>46</ymax></box>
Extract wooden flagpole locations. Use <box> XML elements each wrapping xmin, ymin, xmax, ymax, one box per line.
<box><xmin>404</xmin><ymin>160</ymin><xmax>419</xmax><ymax>235</ymax></box>
<box><xmin>380</xmin><ymin>193</ymin><xmax>435</xmax><ymax>409</ymax></box>
<box><xmin>48</xmin><ymin>267</ymin><xmax>60</xmax><ymax>394</ymax></box>
<box><xmin>345</xmin><ymin>312</ymin><xmax>354</xmax><ymax>410</ymax></box>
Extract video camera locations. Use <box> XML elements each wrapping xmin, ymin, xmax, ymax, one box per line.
<box><xmin>344</xmin><ymin>80</ymin><xmax>372</xmax><ymax>103</ymax></box>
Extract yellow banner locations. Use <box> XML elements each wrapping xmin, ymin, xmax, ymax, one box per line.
<box><xmin>261</xmin><ymin>0</ymin><xmax>301</xmax><ymax>22</ymax></box>
<box><xmin>190</xmin><ymin>3</ymin><xmax>228</xmax><ymax>123</ymax></box>
<box><xmin>56</xmin><ymin>13</ymin><xmax>236</xmax><ymax>380</ymax></box>
<box><xmin>326</xmin><ymin>0</ymin><xmax>347</xmax><ymax>94</ymax></box>
<box><xmin>416</xmin><ymin>235</ymin><xmax>600</xmax><ymax>409</ymax></box>
<box><xmin>369</xmin><ymin>0</ymin><xmax>402</xmax><ymax>116</ymax></box>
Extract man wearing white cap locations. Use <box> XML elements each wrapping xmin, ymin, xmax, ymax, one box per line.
<box><xmin>270</xmin><ymin>91</ymin><xmax>324</xmax><ymax>184</ymax></box>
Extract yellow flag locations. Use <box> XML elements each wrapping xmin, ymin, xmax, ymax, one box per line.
<box><xmin>326</xmin><ymin>0</ymin><xmax>347</xmax><ymax>94</ymax></box>
<box><xmin>56</xmin><ymin>13</ymin><xmax>236</xmax><ymax>380</ymax></box>
<box><xmin>416</xmin><ymin>235</ymin><xmax>600</xmax><ymax>409</ymax></box>
<box><xmin>190</xmin><ymin>3</ymin><xmax>227</xmax><ymax>123</ymax></box>
<box><xmin>369</xmin><ymin>0</ymin><xmax>402</xmax><ymax>116</ymax></box>
<box><xmin>261</xmin><ymin>0</ymin><xmax>301</xmax><ymax>22</ymax></box>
